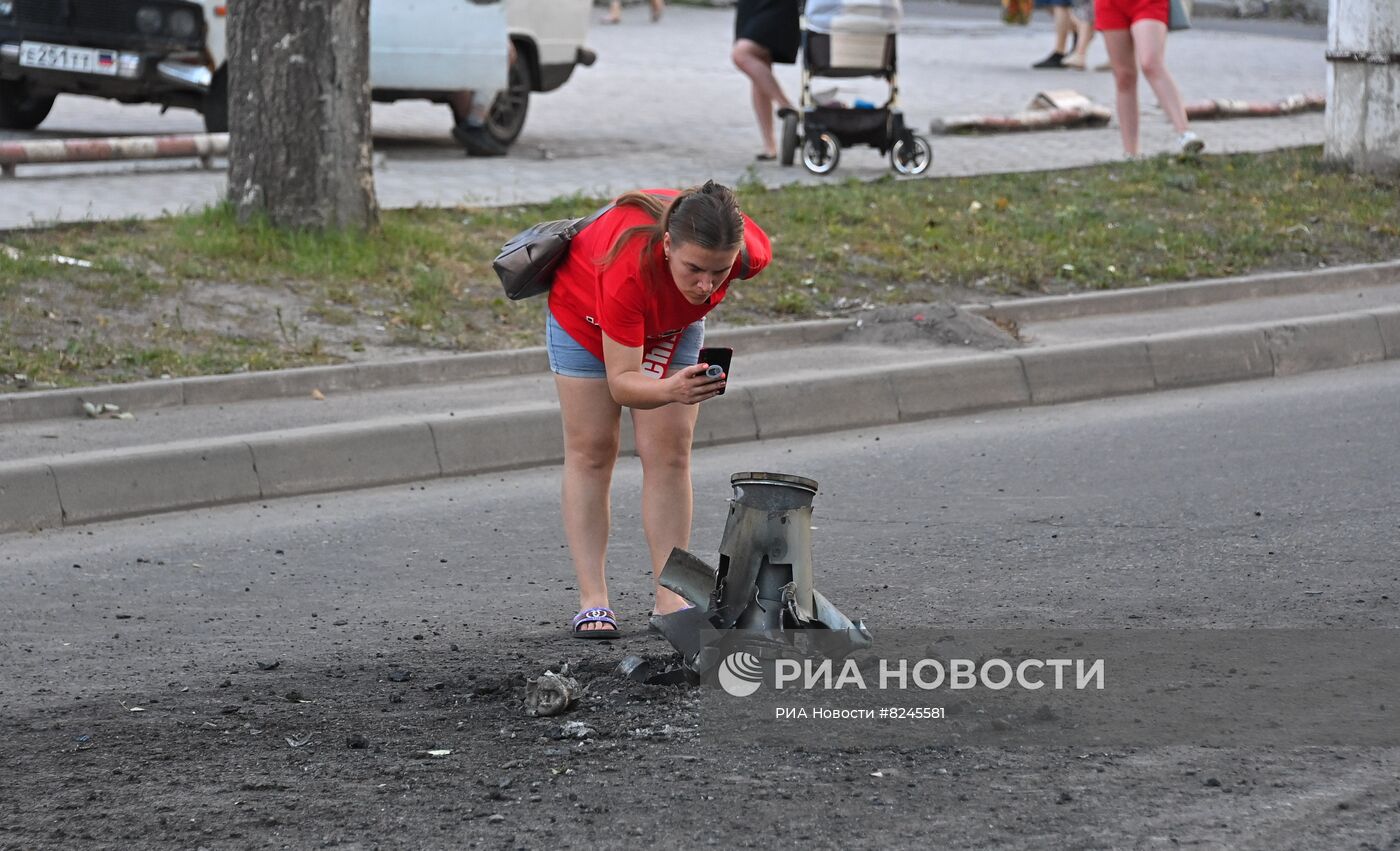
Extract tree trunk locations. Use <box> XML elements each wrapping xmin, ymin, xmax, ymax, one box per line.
<box><xmin>1325</xmin><ymin>0</ymin><xmax>1400</xmax><ymax>175</ymax></box>
<box><xmin>227</xmin><ymin>0</ymin><xmax>379</xmax><ymax>230</ymax></box>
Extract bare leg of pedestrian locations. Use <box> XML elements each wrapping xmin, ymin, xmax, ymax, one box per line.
<box><xmin>1054</xmin><ymin>6</ymin><xmax>1073</xmax><ymax>54</ymax></box>
<box><xmin>1033</xmin><ymin>5</ymin><xmax>1074</xmax><ymax>67</ymax></box>
<box><xmin>1103</xmin><ymin>28</ymin><xmax>1139</xmax><ymax>156</ymax></box>
<box><xmin>555</xmin><ymin>375</ymin><xmax>624</xmax><ymax>632</ymax></box>
<box><xmin>604</xmin><ymin>0</ymin><xmax>622</xmax><ymax>24</ymax></box>
<box><xmin>632</xmin><ymin>400</ymin><xmax>699</xmax><ymax>616</ymax></box>
<box><xmin>1131</xmin><ymin>18</ymin><xmax>1201</xmax><ymax>152</ymax></box>
<box><xmin>651</xmin><ymin>0</ymin><xmax>664</xmax><ymax>22</ymax></box>
<box><xmin>1065</xmin><ymin>10</ymin><xmax>1094</xmax><ymax>68</ymax></box>
<box><xmin>732</xmin><ymin>38</ymin><xmax>793</xmax><ymax>158</ymax></box>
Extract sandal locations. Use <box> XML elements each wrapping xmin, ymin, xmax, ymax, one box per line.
<box><xmin>572</xmin><ymin>607</ymin><xmax>620</xmax><ymax>640</ymax></box>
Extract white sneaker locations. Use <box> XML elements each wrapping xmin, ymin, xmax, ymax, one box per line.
<box><xmin>1177</xmin><ymin>130</ymin><xmax>1205</xmax><ymax>155</ymax></box>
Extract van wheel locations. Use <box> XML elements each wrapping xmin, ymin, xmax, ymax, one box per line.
<box><xmin>486</xmin><ymin>49</ymin><xmax>531</xmax><ymax>147</ymax></box>
<box><xmin>0</xmin><ymin>80</ymin><xmax>56</xmax><ymax>130</ymax></box>
<box><xmin>202</xmin><ymin>66</ymin><xmax>229</xmax><ymax>134</ymax></box>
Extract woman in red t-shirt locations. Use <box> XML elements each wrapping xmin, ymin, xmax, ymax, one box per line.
<box><xmin>546</xmin><ymin>181</ymin><xmax>772</xmax><ymax>638</ymax></box>
<box><xmin>1096</xmin><ymin>0</ymin><xmax>1203</xmax><ymax>157</ymax></box>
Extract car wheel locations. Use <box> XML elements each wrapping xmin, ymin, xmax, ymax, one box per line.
<box><xmin>485</xmin><ymin>48</ymin><xmax>531</xmax><ymax>147</ymax></box>
<box><xmin>0</xmin><ymin>79</ymin><xmax>57</xmax><ymax>131</ymax></box>
<box><xmin>202</xmin><ymin>66</ymin><xmax>229</xmax><ymax>134</ymax></box>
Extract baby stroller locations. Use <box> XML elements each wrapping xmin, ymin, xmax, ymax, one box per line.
<box><xmin>780</xmin><ymin>0</ymin><xmax>932</xmax><ymax>176</ymax></box>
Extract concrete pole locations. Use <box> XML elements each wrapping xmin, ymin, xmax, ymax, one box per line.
<box><xmin>1325</xmin><ymin>0</ymin><xmax>1400</xmax><ymax>174</ymax></box>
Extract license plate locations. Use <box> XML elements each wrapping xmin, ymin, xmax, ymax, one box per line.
<box><xmin>19</xmin><ymin>41</ymin><xmax>120</xmax><ymax>76</ymax></box>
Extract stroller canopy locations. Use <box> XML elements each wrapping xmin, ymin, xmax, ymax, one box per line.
<box><xmin>803</xmin><ymin>0</ymin><xmax>902</xmax><ymax>35</ymax></box>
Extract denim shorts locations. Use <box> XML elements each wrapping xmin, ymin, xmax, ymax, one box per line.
<box><xmin>546</xmin><ymin>313</ymin><xmax>705</xmax><ymax>379</ymax></box>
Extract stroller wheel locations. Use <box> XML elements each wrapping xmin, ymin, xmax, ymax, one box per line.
<box><xmin>802</xmin><ymin>132</ymin><xmax>840</xmax><ymax>175</ymax></box>
<box><xmin>780</xmin><ymin>112</ymin><xmax>799</xmax><ymax>167</ymax></box>
<box><xmin>891</xmin><ymin>135</ymin><xmax>933</xmax><ymax>176</ymax></box>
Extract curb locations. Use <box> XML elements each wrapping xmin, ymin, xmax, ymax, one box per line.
<box><xmin>0</xmin><ymin>318</ymin><xmax>850</xmax><ymax>426</ymax></box>
<box><xmin>5</xmin><ymin>260</ymin><xmax>1397</xmax><ymax>426</ymax></box>
<box><xmin>967</xmin><ymin>259</ymin><xmax>1400</xmax><ymax>324</ymax></box>
<box><xmin>4</xmin><ymin>304</ymin><xmax>1397</xmax><ymax>535</ymax></box>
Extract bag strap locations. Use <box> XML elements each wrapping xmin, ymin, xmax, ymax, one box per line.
<box><xmin>567</xmin><ymin>202</ymin><xmax>617</xmax><ymax>239</ymax></box>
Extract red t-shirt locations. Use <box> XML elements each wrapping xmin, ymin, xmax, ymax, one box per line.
<box><xmin>548</xmin><ymin>190</ymin><xmax>772</xmax><ymax>364</ymax></box>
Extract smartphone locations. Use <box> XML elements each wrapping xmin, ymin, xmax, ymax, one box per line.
<box><xmin>698</xmin><ymin>346</ymin><xmax>733</xmax><ymax>395</ymax></box>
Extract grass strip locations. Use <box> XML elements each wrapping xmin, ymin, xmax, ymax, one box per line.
<box><xmin>2</xmin><ymin>146</ymin><xmax>1397</xmax><ymax>390</ymax></box>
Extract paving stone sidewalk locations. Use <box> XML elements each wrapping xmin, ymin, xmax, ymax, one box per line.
<box><xmin>0</xmin><ymin>3</ymin><xmax>1326</xmax><ymax>229</ymax></box>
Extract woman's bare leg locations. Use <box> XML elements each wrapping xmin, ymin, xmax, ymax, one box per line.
<box><xmin>554</xmin><ymin>375</ymin><xmax>622</xmax><ymax>630</ymax></box>
<box><xmin>1131</xmin><ymin>19</ymin><xmax>1190</xmax><ymax>133</ymax></box>
<box><xmin>1102</xmin><ymin>28</ymin><xmax>1140</xmax><ymax>155</ymax></box>
<box><xmin>631</xmin><ymin>397</ymin><xmax>701</xmax><ymax>615</ymax></box>
<box><xmin>732</xmin><ymin>38</ymin><xmax>793</xmax><ymax>157</ymax></box>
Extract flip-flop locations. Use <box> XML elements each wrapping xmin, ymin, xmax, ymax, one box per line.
<box><xmin>755</xmin><ymin>153</ymin><xmax>776</xmax><ymax>161</ymax></box>
<box><xmin>572</xmin><ymin>607</ymin><xmax>620</xmax><ymax>640</ymax></box>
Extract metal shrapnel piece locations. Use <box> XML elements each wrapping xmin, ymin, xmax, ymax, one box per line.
<box><xmin>652</xmin><ymin>471</ymin><xmax>871</xmax><ymax>677</ymax></box>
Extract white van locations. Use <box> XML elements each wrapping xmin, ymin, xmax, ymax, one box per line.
<box><xmin>0</xmin><ymin>0</ymin><xmax>594</xmax><ymax>145</ymax></box>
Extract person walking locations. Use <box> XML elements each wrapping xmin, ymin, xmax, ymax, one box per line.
<box><xmin>731</xmin><ymin>0</ymin><xmax>801</xmax><ymax>160</ymax></box>
<box><xmin>1096</xmin><ymin>0</ymin><xmax>1203</xmax><ymax>156</ymax></box>
<box><xmin>1063</xmin><ymin>0</ymin><xmax>1096</xmax><ymax>69</ymax></box>
<box><xmin>544</xmin><ymin>182</ymin><xmax>772</xmax><ymax>638</ymax></box>
<box><xmin>1030</xmin><ymin>0</ymin><xmax>1077</xmax><ymax>68</ymax></box>
<box><xmin>604</xmin><ymin>0</ymin><xmax>665</xmax><ymax>24</ymax></box>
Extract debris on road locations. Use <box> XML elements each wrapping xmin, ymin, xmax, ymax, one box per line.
<box><xmin>556</xmin><ymin>721</ymin><xmax>596</xmax><ymax>740</ymax></box>
<box><xmin>285</xmin><ymin>733</ymin><xmax>314</xmax><ymax>748</ymax></box>
<box><xmin>524</xmin><ymin>665</ymin><xmax>581</xmax><ymax>717</ymax></box>
<box><xmin>82</xmin><ymin>401</ymin><xmax>135</xmax><ymax>420</ymax></box>
<box><xmin>930</xmin><ymin>90</ymin><xmax>1110</xmax><ymax>135</ymax></box>
<box><xmin>1185</xmin><ymin>93</ymin><xmax>1325</xmax><ymax>121</ymax></box>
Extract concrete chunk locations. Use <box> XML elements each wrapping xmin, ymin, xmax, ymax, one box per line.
<box><xmin>0</xmin><ymin>462</ymin><xmax>63</xmax><ymax>533</ymax></box>
<box><xmin>1265</xmin><ymin>313</ymin><xmax>1386</xmax><ymax>376</ymax></box>
<box><xmin>888</xmin><ymin>354</ymin><xmax>1030</xmax><ymax>420</ymax></box>
<box><xmin>749</xmin><ymin>370</ymin><xmax>899</xmax><ymax>439</ymax></box>
<box><xmin>48</xmin><ymin>441</ymin><xmax>260</xmax><ymax>525</ymax></box>
<box><xmin>1147</xmin><ymin>327</ymin><xmax>1274</xmax><ymax>388</ymax></box>
<box><xmin>430</xmin><ymin>407</ymin><xmax>564</xmax><ymax>476</ymax></box>
<box><xmin>249</xmin><ymin>421</ymin><xmax>441</xmax><ymax>497</ymax></box>
<box><xmin>6</xmin><ymin>381</ymin><xmax>184</xmax><ymax>423</ymax></box>
<box><xmin>1371</xmin><ymin>306</ymin><xmax>1400</xmax><ymax>360</ymax></box>
<box><xmin>1017</xmin><ymin>341</ymin><xmax>1154</xmax><ymax>404</ymax></box>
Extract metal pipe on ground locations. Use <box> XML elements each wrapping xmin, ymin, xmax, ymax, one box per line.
<box><xmin>0</xmin><ymin>133</ymin><xmax>229</xmax><ymax>178</ymax></box>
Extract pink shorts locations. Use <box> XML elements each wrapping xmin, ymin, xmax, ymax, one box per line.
<box><xmin>1095</xmin><ymin>0</ymin><xmax>1168</xmax><ymax>29</ymax></box>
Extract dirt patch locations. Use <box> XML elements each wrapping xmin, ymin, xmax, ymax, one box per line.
<box><xmin>840</xmin><ymin>302</ymin><xmax>1020</xmax><ymax>350</ymax></box>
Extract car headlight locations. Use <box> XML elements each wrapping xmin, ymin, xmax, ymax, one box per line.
<box><xmin>136</xmin><ymin>7</ymin><xmax>164</xmax><ymax>34</ymax></box>
<box><xmin>0</xmin><ymin>1</ymin><xmax>15</xmax><ymax>17</ymax></box>
<box><xmin>168</xmin><ymin>9</ymin><xmax>198</xmax><ymax>39</ymax></box>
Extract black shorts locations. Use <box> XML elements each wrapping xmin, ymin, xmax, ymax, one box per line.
<box><xmin>735</xmin><ymin>0</ymin><xmax>802</xmax><ymax>65</ymax></box>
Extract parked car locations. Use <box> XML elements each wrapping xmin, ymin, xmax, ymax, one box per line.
<box><xmin>0</xmin><ymin>0</ymin><xmax>594</xmax><ymax>145</ymax></box>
